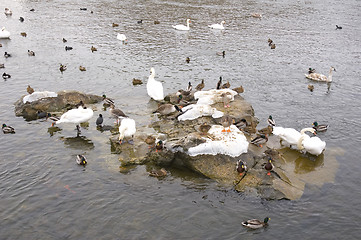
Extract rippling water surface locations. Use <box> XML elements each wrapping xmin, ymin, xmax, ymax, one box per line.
<box><xmin>1</xmin><ymin>0</ymin><xmax>361</xmax><ymax>239</ymax></box>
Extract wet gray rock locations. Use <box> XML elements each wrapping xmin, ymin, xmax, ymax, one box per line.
<box><xmin>14</xmin><ymin>90</ymin><xmax>103</xmax><ymax>120</ymax></box>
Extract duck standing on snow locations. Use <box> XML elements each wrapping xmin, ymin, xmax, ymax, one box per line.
<box><xmin>221</xmin><ymin>115</ymin><xmax>234</xmax><ymax>132</ymax></box>
<box><xmin>118</xmin><ymin>117</ymin><xmax>136</xmax><ymax>144</ymax></box>
<box><xmin>53</xmin><ymin>106</ymin><xmax>94</xmax><ymax>133</ymax></box>
<box><xmin>305</xmin><ymin>67</ymin><xmax>336</xmax><ymax>82</ymax></box>
<box><xmin>208</xmin><ymin>21</ymin><xmax>225</xmax><ymax>30</ymax></box>
<box><xmin>172</xmin><ymin>19</ymin><xmax>191</xmax><ymax>31</ymax></box>
<box><xmin>242</xmin><ymin>217</ymin><xmax>270</xmax><ymax>229</ymax></box>
<box><xmin>147</xmin><ymin>67</ymin><xmax>164</xmax><ymax>101</ymax></box>
<box><xmin>2</xmin><ymin>123</ymin><xmax>15</xmax><ymax>134</ymax></box>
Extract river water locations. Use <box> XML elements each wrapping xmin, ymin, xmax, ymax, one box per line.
<box><xmin>1</xmin><ymin>0</ymin><xmax>360</xmax><ymax>239</ymax></box>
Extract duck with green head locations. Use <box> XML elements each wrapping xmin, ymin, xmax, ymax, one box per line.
<box><xmin>2</xmin><ymin>123</ymin><xmax>15</xmax><ymax>134</ymax></box>
<box><xmin>313</xmin><ymin>121</ymin><xmax>328</xmax><ymax>132</ymax></box>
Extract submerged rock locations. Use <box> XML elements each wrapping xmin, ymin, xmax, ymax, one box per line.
<box><xmin>15</xmin><ymin>90</ymin><xmax>103</xmax><ymax>120</ymax></box>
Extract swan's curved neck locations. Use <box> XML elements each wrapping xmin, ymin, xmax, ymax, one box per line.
<box><xmin>300</xmin><ymin>128</ymin><xmax>315</xmax><ymax>135</ymax></box>
<box><xmin>297</xmin><ymin>135</ymin><xmax>306</xmax><ymax>150</ymax></box>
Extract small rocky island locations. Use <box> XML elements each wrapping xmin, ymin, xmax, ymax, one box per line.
<box><xmin>15</xmin><ymin>89</ymin><xmax>338</xmax><ymax>200</ymax></box>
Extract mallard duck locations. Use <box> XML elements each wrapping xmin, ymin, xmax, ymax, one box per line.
<box><xmin>258</xmin><ymin>126</ymin><xmax>273</xmax><ymax>135</ymax></box>
<box><xmin>20</xmin><ymin>32</ymin><xmax>27</xmax><ymax>37</ymax></box>
<box><xmin>186</xmin><ymin>57</ymin><xmax>190</xmax><ymax>63</ymax></box>
<box><xmin>153</xmin><ymin>104</ymin><xmax>182</xmax><ymax>115</ymax></box>
<box><xmin>235</xmin><ymin>118</ymin><xmax>248</xmax><ymax>130</ymax></box>
<box><xmin>172</xmin><ymin>19</ymin><xmax>191</xmax><ymax>31</ymax></box>
<box><xmin>149</xmin><ymin>168</ymin><xmax>167</xmax><ymax>177</ymax></box>
<box><xmin>4</xmin><ymin>8</ymin><xmax>12</xmax><ymax>16</ymax></box>
<box><xmin>186</xmin><ymin>82</ymin><xmax>192</xmax><ymax>92</ymax></box>
<box><xmin>53</xmin><ymin>106</ymin><xmax>94</xmax><ymax>133</ymax></box>
<box><xmin>221</xmin><ymin>92</ymin><xmax>231</xmax><ymax>108</ymax></box>
<box><xmin>137</xmin><ymin>19</ymin><xmax>143</xmax><ymax>24</ymax></box>
<box><xmin>308</xmin><ymin>68</ymin><xmax>316</xmax><ymax>74</ymax></box>
<box><xmin>147</xmin><ymin>68</ymin><xmax>164</xmax><ymax>101</ymax></box>
<box><xmin>110</xmin><ymin>104</ymin><xmax>127</xmax><ymax>124</ymax></box>
<box><xmin>118</xmin><ymin>117</ymin><xmax>136</xmax><ymax>144</ymax></box>
<box><xmin>308</xmin><ymin>84</ymin><xmax>314</xmax><ymax>92</ymax></box>
<box><xmin>27</xmin><ymin>50</ymin><xmax>35</xmax><ymax>56</ymax></box>
<box><xmin>268</xmin><ymin>38</ymin><xmax>273</xmax><ymax>44</ymax></box>
<box><xmin>267</xmin><ymin>115</ymin><xmax>275</xmax><ymax>127</ymax></box>
<box><xmin>2</xmin><ymin>123</ymin><xmax>15</xmax><ymax>134</ymax></box>
<box><xmin>155</xmin><ymin>140</ymin><xmax>164</xmax><ymax>152</ymax></box>
<box><xmin>76</xmin><ymin>155</ymin><xmax>87</xmax><ymax>166</ymax></box>
<box><xmin>312</xmin><ymin>121</ymin><xmax>328</xmax><ymax>132</ymax></box>
<box><xmin>199</xmin><ymin>123</ymin><xmax>211</xmax><ymax>135</ymax></box>
<box><xmin>112</xmin><ymin>23</ymin><xmax>119</xmax><ymax>27</ymax></box>
<box><xmin>46</xmin><ymin>113</ymin><xmax>60</xmax><ymax>122</ymax></box>
<box><xmin>4</xmin><ymin>52</ymin><xmax>11</xmax><ymax>58</ymax></box>
<box><xmin>264</xmin><ymin>158</ymin><xmax>274</xmax><ymax>175</ymax></box>
<box><xmin>117</xmin><ymin>33</ymin><xmax>127</xmax><ymax>42</ymax></box>
<box><xmin>0</xmin><ymin>63</ymin><xmax>4</xmax><ymax>68</ymax></box>
<box><xmin>2</xmin><ymin>73</ymin><xmax>11</xmax><ymax>79</ymax></box>
<box><xmin>59</xmin><ymin>64</ymin><xmax>66</xmax><ymax>72</ymax></box>
<box><xmin>270</xmin><ymin>43</ymin><xmax>276</xmax><ymax>49</ymax></box>
<box><xmin>91</xmin><ymin>46</ymin><xmax>97</xmax><ymax>52</ymax></box>
<box><xmin>132</xmin><ymin>78</ymin><xmax>143</xmax><ymax>85</ymax></box>
<box><xmin>221</xmin><ymin>81</ymin><xmax>230</xmax><ymax>89</ymax></box>
<box><xmin>96</xmin><ymin>114</ymin><xmax>103</xmax><ymax>126</ymax></box>
<box><xmin>251</xmin><ymin>134</ymin><xmax>268</xmax><ymax>147</ymax></box>
<box><xmin>305</xmin><ymin>67</ymin><xmax>336</xmax><ymax>82</ymax></box>
<box><xmin>233</xmin><ymin>86</ymin><xmax>244</xmax><ymax>93</ymax></box>
<box><xmin>242</xmin><ymin>217</ymin><xmax>270</xmax><ymax>229</ymax></box>
<box><xmin>19</xmin><ymin>17</ymin><xmax>24</xmax><ymax>22</ymax></box>
<box><xmin>251</xmin><ymin>13</ymin><xmax>262</xmax><ymax>18</ymax></box>
<box><xmin>216</xmin><ymin>51</ymin><xmax>225</xmax><ymax>58</ymax></box>
<box><xmin>30</xmin><ymin>8</ymin><xmax>35</xmax><ymax>12</ymax></box>
<box><xmin>65</xmin><ymin>46</ymin><xmax>73</xmax><ymax>51</ymax></box>
<box><xmin>236</xmin><ymin>159</ymin><xmax>247</xmax><ymax>176</ymax></box>
<box><xmin>195</xmin><ymin>79</ymin><xmax>205</xmax><ymax>91</ymax></box>
<box><xmin>216</xmin><ymin>77</ymin><xmax>222</xmax><ymax>89</ymax></box>
<box><xmin>221</xmin><ymin>115</ymin><xmax>233</xmax><ymax>132</ymax></box>
<box><xmin>154</xmin><ymin>20</ymin><xmax>160</xmax><ymax>24</ymax></box>
<box><xmin>62</xmin><ymin>38</ymin><xmax>67</xmax><ymax>43</ymax></box>
<box><xmin>102</xmin><ymin>94</ymin><xmax>115</xmax><ymax>106</ymax></box>
<box><xmin>209</xmin><ymin>21</ymin><xmax>225</xmax><ymax>30</ymax></box>
<box><xmin>336</xmin><ymin>25</ymin><xmax>342</xmax><ymax>30</ymax></box>
<box><xmin>79</xmin><ymin>66</ymin><xmax>86</xmax><ymax>71</ymax></box>
<box><xmin>297</xmin><ymin>128</ymin><xmax>326</xmax><ymax>155</ymax></box>
<box><xmin>0</xmin><ymin>27</ymin><xmax>10</xmax><ymax>39</ymax></box>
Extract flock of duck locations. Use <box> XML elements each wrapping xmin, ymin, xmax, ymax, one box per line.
<box><xmin>1</xmin><ymin>6</ymin><xmax>334</xmax><ymax>228</ymax></box>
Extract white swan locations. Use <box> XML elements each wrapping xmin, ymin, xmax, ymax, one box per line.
<box><xmin>273</xmin><ymin>126</ymin><xmax>302</xmax><ymax>147</ymax></box>
<box><xmin>188</xmin><ymin>125</ymin><xmax>248</xmax><ymax>157</ymax></box>
<box><xmin>118</xmin><ymin>117</ymin><xmax>136</xmax><ymax>144</ymax></box>
<box><xmin>209</xmin><ymin>21</ymin><xmax>225</xmax><ymax>30</ymax></box>
<box><xmin>117</xmin><ymin>33</ymin><xmax>127</xmax><ymax>42</ymax></box>
<box><xmin>297</xmin><ymin>128</ymin><xmax>326</xmax><ymax>156</ymax></box>
<box><xmin>147</xmin><ymin>67</ymin><xmax>164</xmax><ymax>101</ymax></box>
<box><xmin>0</xmin><ymin>27</ymin><xmax>10</xmax><ymax>39</ymax></box>
<box><xmin>54</xmin><ymin>106</ymin><xmax>94</xmax><ymax>132</ymax></box>
<box><xmin>23</xmin><ymin>91</ymin><xmax>58</xmax><ymax>103</ymax></box>
<box><xmin>194</xmin><ymin>89</ymin><xmax>238</xmax><ymax>105</ymax></box>
<box><xmin>305</xmin><ymin>67</ymin><xmax>336</xmax><ymax>82</ymax></box>
<box><xmin>172</xmin><ymin>19</ymin><xmax>191</xmax><ymax>31</ymax></box>
<box><xmin>178</xmin><ymin>104</ymin><xmax>224</xmax><ymax>121</ymax></box>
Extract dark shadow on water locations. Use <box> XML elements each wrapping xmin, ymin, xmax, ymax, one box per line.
<box><xmin>47</xmin><ymin>126</ymin><xmax>62</xmax><ymax>136</ymax></box>
<box><xmin>60</xmin><ymin>135</ymin><xmax>94</xmax><ymax>150</ymax></box>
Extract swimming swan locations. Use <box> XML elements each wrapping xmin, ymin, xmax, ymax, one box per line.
<box><xmin>305</xmin><ymin>67</ymin><xmax>336</xmax><ymax>82</ymax></box>
<box><xmin>173</xmin><ymin>19</ymin><xmax>191</xmax><ymax>31</ymax></box>
<box><xmin>208</xmin><ymin>21</ymin><xmax>225</xmax><ymax>30</ymax></box>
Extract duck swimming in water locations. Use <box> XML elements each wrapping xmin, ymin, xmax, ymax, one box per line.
<box><xmin>76</xmin><ymin>155</ymin><xmax>87</xmax><ymax>166</ymax></box>
<box><xmin>2</xmin><ymin>123</ymin><xmax>15</xmax><ymax>134</ymax></box>
<box><xmin>312</xmin><ymin>121</ymin><xmax>328</xmax><ymax>133</ymax></box>
<box><xmin>242</xmin><ymin>217</ymin><xmax>270</xmax><ymax>229</ymax></box>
